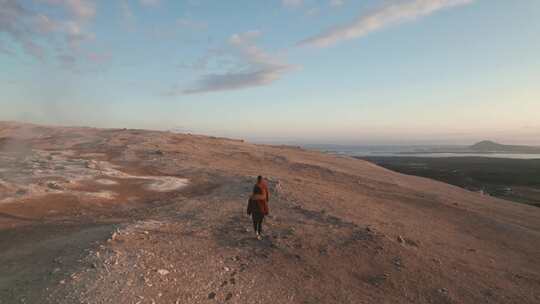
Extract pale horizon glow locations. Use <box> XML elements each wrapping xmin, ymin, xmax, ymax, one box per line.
<box><xmin>1</xmin><ymin>0</ymin><xmax>539</xmax><ymax>145</ymax></box>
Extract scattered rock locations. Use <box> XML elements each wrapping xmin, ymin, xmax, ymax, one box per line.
<box><xmin>157</xmin><ymin>269</ymin><xmax>169</xmax><ymax>276</ymax></box>
<box><xmin>438</xmin><ymin>288</ymin><xmax>449</xmax><ymax>295</ymax></box>
<box><xmin>392</xmin><ymin>257</ymin><xmax>403</xmax><ymax>268</ymax></box>
<box><xmin>397</xmin><ymin>235</ymin><xmax>405</xmax><ymax>244</ymax></box>
<box><xmin>404</xmin><ymin>238</ymin><xmax>419</xmax><ymax>247</ymax></box>
<box><xmin>208</xmin><ymin>292</ymin><xmax>216</xmax><ymax>299</ymax></box>
<box><xmin>47</xmin><ymin>182</ymin><xmax>63</xmax><ymax>190</ymax></box>
<box><xmin>365</xmin><ymin>274</ymin><xmax>387</xmax><ymax>287</ymax></box>
<box><xmin>225</xmin><ymin>292</ymin><xmax>233</xmax><ymax>301</ymax></box>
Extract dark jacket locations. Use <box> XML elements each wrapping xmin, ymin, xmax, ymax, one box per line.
<box><xmin>247</xmin><ymin>185</ymin><xmax>269</xmax><ymax>215</ymax></box>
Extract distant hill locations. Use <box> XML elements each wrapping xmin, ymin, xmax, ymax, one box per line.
<box><xmin>470</xmin><ymin>140</ymin><xmax>540</xmax><ymax>153</ymax></box>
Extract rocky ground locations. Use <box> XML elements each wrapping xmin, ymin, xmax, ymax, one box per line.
<box><xmin>0</xmin><ymin>122</ymin><xmax>539</xmax><ymax>304</ymax></box>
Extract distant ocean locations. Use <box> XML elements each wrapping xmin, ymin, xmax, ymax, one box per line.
<box><xmin>302</xmin><ymin>144</ymin><xmax>540</xmax><ymax>160</ymax></box>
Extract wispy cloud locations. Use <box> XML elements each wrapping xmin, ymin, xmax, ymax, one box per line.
<box><xmin>1</xmin><ymin>0</ymin><xmax>98</xmax><ymax>64</ymax></box>
<box><xmin>140</xmin><ymin>0</ymin><xmax>160</xmax><ymax>7</ymax></box>
<box><xmin>1</xmin><ymin>0</ymin><xmax>46</xmax><ymax>59</ymax></box>
<box><xmin>282</xmin><ymin>0</ymin><xmax>303</xmax><ymax>8</ymax></box>
<box><xmin>120</xmin><ymin>0</ymin><xmax>136</xmax><ymax>29</ymax></box>
<box><xmin>330</xmin><ymin>0</ymin><xmax>345</xmax><ymax>7</ymax></box>
<box><xmin>177</xmin><ymin>31</ymin><xmax>296</xmax><ymax>95</ymax></box>
<box><xmin>299</xmin><ymin>0</ymin><xmax>474</xmax><ymax>47</ymax></box>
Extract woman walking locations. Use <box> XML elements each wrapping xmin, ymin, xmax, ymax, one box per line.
<box><xmin>247</xmin><ymin>176</ymin><xmax>269</xmax><ymax>240</ymax></box>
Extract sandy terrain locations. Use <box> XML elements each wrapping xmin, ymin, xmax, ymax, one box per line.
<box><xmin>0</xmin><ymin>121</ymin><xmax>539</xmax><ymax>304</ymax></box>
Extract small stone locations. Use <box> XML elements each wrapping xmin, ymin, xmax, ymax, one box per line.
<box><xmin>59</xmin><ymin>280</ymin><xmax>65</xmax><ymax>284</ymax></box>
<box><xmin>225</xmin><ymin>292</ymin><xmax>233</xmax><ymax>301</ymax></box>
<box><xmin>47</xmin><ymin>182</ymin><xmax>63</xmax><ymax>190</ymax></box>
<box><xmin>224</xmin><ymin>267</ymin><xmax>230</xmax><ymax>272</ymax></box>
<box><xmin>397</xmin><ymin>235</ymin><xmax>405</xmax><ymax>244</ymax></box>
<box><xmin>208</xmin><ymin>292</ymin><xmax>216</xmax><ymax>299</ymax></box>
<box><xmin>438</xmin><ymin>288</ymin><xmax>449</xmax><ymax>294</ymax></box>
<box><xmin>157</xmin><ymin>269</ymin><xmax>170</xmax><ymax>276</ymax></box>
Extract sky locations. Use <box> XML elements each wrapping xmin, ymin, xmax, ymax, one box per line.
<box><xmin>1</xmin><ymin>0</ymin><xmax>539</xmax><ymax>145</ymax></box>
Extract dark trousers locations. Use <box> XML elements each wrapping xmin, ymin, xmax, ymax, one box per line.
<box><xmin>252</xmin><ymin>212</ymin><xmax>264</xmax><ymax>234</ymax></box>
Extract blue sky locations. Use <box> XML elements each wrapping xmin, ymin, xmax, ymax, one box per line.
<box><xmin>1</xmin><ymin>0</ymin><xmax>539</xmax><ymax>144</ymax></box>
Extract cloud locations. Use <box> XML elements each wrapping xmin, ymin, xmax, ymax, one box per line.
<box><xmin>38</xmin><ymin>0</ymin><xmax>96</xmax><ymax>21</ymax></box>
<box><xmin>1</xmin><ymin>0</ymin><xmax>47</xmax><ymax>59</ymax></box>
<box><xmin>140</xmin><ymin>0</ymin><xmax>160</xmax><ymax>7</ymax></box>
<box><xmin>1</xmin><ymin>0</ymin><xmax>100</xmax><ymax>67</ymax></box>
<box><xmin>282</xmin><ymin>0</ymin><xmax>303</xmax><ymax>8</ymax></box>
<box><xmin>120</xmin><ymin>0</ymin><xmax>135</xmax><ymax>28</ymax></box>
<box><xmin>299</xmin><ymin>0</ymin><xmax>474</xmax><ymax>47</ymax></box>
<box><xmin>182</xmin><ymin>67</ymin><xmax>293</xmax><ymax>94</ymax></box>
<box><xmin>178</xmin><ymin>31</ymin><xmax>296</xmax><ymax>95</ymax></box>
<box><xmin>330</xmin><ymin>0</ymin><xmax>344</xmax><ymax>7</ymax></box>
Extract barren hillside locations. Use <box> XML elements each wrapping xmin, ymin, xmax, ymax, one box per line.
<box><xmin>0</xmin><ymin>122</ymin><xmax>539</xmax><ymax>304</ymax></box>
